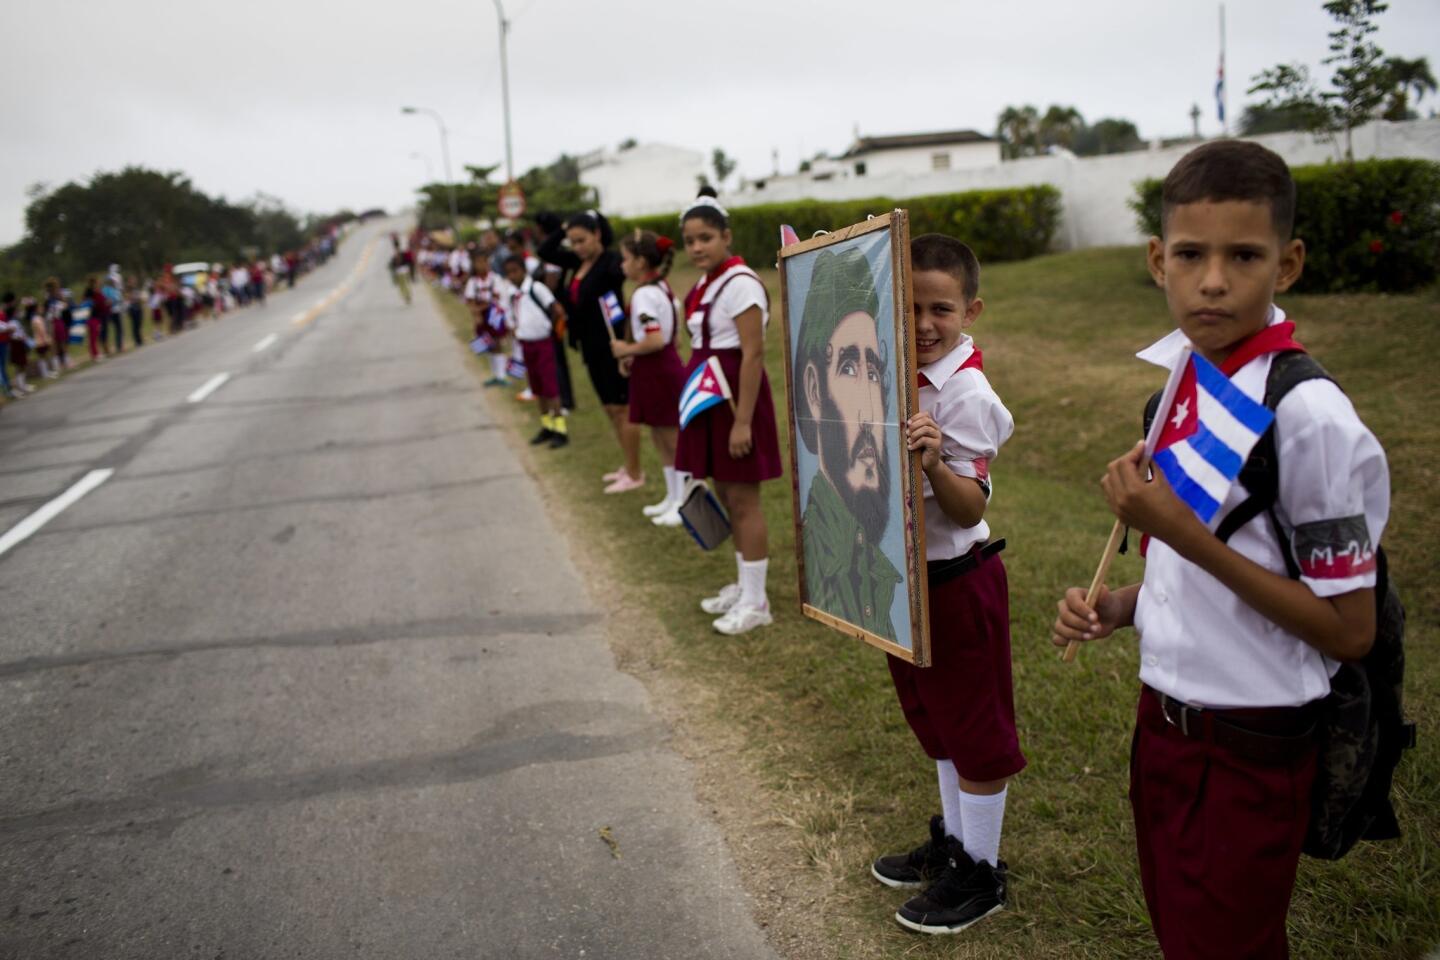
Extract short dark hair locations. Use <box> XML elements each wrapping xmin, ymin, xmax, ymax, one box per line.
<box><xmin>1161</xmin><ymin>139</ymin><xmax>1296</xmax><ymax>239</ymax></box>
<box><xmin>911</xmin><ymin>234</ymin><xmax>979</xmax><ymax>302</ymax></box>
<box><xmin>502</xmin><ymin>254</ymin><xmax>526</xmax><ymax>270</ymax></box>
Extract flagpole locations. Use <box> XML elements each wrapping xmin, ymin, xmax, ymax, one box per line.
<box><xmin>1062</xmin><ymin>347</ymin><xmax>1192</xmax><ymax>663</ymax></box>
<box><xmin>1219</xmin><ymin>3</ymin><xmax>1228</xmax><ymax>137</ymax></box>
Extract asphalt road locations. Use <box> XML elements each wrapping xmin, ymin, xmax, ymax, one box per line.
<box><xmin>0</xmin><ymin>221</ymin><xmax>778</xmax><ymax>960</ymax></box>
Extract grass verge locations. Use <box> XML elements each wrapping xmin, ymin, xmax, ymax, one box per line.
<box><xmin>431</xmin><ymin>247</ymin><xmax>1438</xmax><ymax>960</ymax></box>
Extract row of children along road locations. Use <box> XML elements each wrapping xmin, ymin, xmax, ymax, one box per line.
<box><xmin>0</xmin><ymin>239</ymin><xmax>338</xmax><ymax>402</ymax></box>
<box><xmin>413</xmin><ymin>140</ymin><xmax>1412</xmax><ymax>957</ymax></box>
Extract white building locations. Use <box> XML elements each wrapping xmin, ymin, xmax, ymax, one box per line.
<box><xmin>578</xmin><ymin>142</ymin><xmax>708</xmax><ymax>218</ymax></box>
<box><xmin>739</xmin><ymin>129</ymin><xmax>1002</xmax><ymax>197</ymax></box>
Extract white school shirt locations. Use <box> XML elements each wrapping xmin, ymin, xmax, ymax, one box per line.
<box><xmin>1132</xmin><ymin>305</ymin><xmax>1390</xmax><ymax>709</ymax></box>
<box><xmin>463</xmin><ymin>272</ymin><xmax>505</xmax><ymax>305</ymax></box>
<box><xmin>630</xmin><ymin>282</ymin><xmax>679</xmax><ymax>343</ymax></box>
<box><xmin>510</xmin><ymin>276</ymin><xmax>556</xmax><ymax>341</ymax></box>
<box><xmin>916</xmin><ymin>336</ymin><xmax>1014</xmax><ymax>561</ymax></box>
<box><xmin>684</xmin><ymin>263</ymin><xmax>768</xmax><ymax>349</ymax></box>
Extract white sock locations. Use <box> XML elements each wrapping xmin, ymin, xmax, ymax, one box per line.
<box><xmin>733</xmin><ymin>551</ymin><xmax>744</xmax><ymax>589</ymax></box>
<box><xmin>960</xmin><ymin>787</ymin><xmax>1008</xmax><ymax>867</ymax></box>
<box><xmin>739</xmin><ymin>558</ymin><xmax>768</xmax><ymax>610</ymax></box>
<box><xmin>937</xmin><ymin>760</ymin><xmax>963</xmax><ymax>841</ymax></box>
<box><xmin>662</xmin><ymin>466</ymin><xmax>677</xmax><ymax>506</ymax></box>
<box><xmin>490</xmin><ymin>354</ymin><xmax>507</xmax><ymax>379</ymax></box>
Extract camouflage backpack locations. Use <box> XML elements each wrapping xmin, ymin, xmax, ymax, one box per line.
<box><xmin>1143</xmin><ymin>351</ymin><xmax>1415</xmax><ymax>860</ymax></box>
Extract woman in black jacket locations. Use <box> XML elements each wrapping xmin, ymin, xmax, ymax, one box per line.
<box><xmin>538</xmin><ymin>211</ymin><xmax>644</xmax><ymax>491</ymax></box>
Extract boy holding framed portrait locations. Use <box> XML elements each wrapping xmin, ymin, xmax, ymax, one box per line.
<box><xmin>779</xmin><ymin>223</ymin><xmax>1024</xmax><ymax>936</ymax></box>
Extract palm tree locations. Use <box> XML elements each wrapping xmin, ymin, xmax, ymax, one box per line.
<box><xmin>996</xmin><ymin>105</ymin><xmax>1040</xmax><ymax>160</ymax></box>
<box><xmin>1039</xmin><ymin>105</ymin><xmax>1085</xmax><ymax>151</ymax></box>
<box><xmin>1382</xmin><ymin>56</ymin><xmax>1436</xmax><ymax>121</ymax></box>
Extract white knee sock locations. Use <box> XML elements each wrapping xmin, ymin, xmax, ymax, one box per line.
<box><xmin>733</xmin><ymin>551</ymin><xmax>744</xmax><ymax>588</ymax></box>
<box><xmin>662</xmin><ymin>466</ymin><xmax>678</xmax><ymax>506</ymax></box>
<box><xmin>739</xmin><ymin>558</ymin><xmax>768</xmax><ymax>610</ymax></box>
<box><xmin>960</xmin><ymin>787</ymin><xmax>1008</xmax><ymax>867</ymax></box>
<box><xmin>491</xmin><ymin>354</ymin><xmax>507</xmax><ymax>379</ymax></box>
<box><xmin>937</xmin><ymin>760</ymin><xmax>963</xmax><ymax>841</ymax></box>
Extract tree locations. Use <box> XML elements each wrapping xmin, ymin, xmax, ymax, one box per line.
<box><xmin>1381</xmin><ymin>55</ymin><xmax>1437</xmax><ymax>120</ymax></box>
<box><xmin>1239</xmin><ymin>102</ymin><xmax>1320</xmax><ymax>135</ymax></box>
<box><xmin>1038</xmin><ymin>105</ymin><xmax>1085</xmax><ymax>151</ymax></box>
<box><xmin>996</xmin><ymin>105</ymin><xmax>1040</xmax><ymax>159</ymax></box>
<box><xmin>711</xmin><ymin>148</ymin><xmax>737</xmax><ymax>187</ymax></box>
<box><xmin>1072</xmin><ymin>118</ymin><xmax>1145</xmax><ymax>156</ymax></box>
<box><xmin>1247</xmin><ymin>0</ymin><xmax>1395</xmax><ymax>159</ymax></box>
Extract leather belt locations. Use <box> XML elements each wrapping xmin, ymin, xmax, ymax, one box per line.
<box><xmin>927</xmin><ymin>539</ymin><xmax>1006</xmax><ymax>587</ymax></box>
<box><xmin>1143</xmin><ymin>685</ymin><xmax>1317</xmax><ymax>766</ymax></box>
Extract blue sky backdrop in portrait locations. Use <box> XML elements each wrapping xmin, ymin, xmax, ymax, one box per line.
<box><xmin>787</xmin><ymin>228</ymin><xmax>912</xmax><ymax>649</ymax></box>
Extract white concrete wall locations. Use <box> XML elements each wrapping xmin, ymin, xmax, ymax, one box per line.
<box><xmin>580</xmin><ymin>144</ymin><xmax>708</xmax><ymax>218</ymax></box>
<box><xmin>726</xmin><ymin>119</ymin><xmax>1440</xmax><ymax>250</ymax></box>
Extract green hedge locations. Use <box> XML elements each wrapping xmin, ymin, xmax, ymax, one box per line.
<box><xmin>613</xmin><ymin>185</ymin><xmax>1062</xmax><ymax>269</ymax></box>
<box><xmin>1129</xmin><ymin>158</ymin><xmax>1440</xmax><ymax>293</ymax></box>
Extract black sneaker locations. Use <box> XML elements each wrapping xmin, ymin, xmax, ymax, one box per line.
<box><xmin>529</xmin><ymin>428</ymin><xmax>556</xmax><ymax>445</ymax></box>
<box><xmin>548</xmin><ymin>433</ymin><xmax>569</xmax><ymax>449</ymax></box>
<box><xmin>895</xmin><ymin>842</ymin><xmax>1006</xmax><ymax>935</ymax></box>
<box><xmin>870</xmin><ymin>815</ymin><xmax>952</xmax><ymax>889</ymax></box>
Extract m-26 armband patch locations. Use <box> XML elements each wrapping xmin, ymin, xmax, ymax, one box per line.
<box><xmin>1292</xmin><ymin>516</ymin><xmax>1377</xmax><ymax>579</ymax></box>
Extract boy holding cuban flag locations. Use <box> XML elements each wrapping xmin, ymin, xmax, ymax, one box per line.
<box><xmin>1051</xmin><ymin>140</ymin><xmax>1389</xmax><ymax>959</ymax></box>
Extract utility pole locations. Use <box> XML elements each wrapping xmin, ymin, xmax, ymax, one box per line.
<box><xmin>401</xmin><ymin>106</ymin><xmax>460</xmax><ymax>237</ymax></box>
<box><xmin>492</xmin><ymin>0</ymin><xmax>515</xmax><ymax>184</ymax></box>
<box><xmin>1217</xmin><ymin>3</ymin><xmax>1228</xmax><ymax>136</ymax></box>
<box><xmin>1190</xmin><ymin>103</ymin><xmax>1202</xmax><ymax>140</ymax></box>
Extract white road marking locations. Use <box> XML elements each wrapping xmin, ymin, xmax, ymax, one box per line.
<box><xmin>187</xmin><ymin>372</ymin><xmax>232</xmax><ymax>404</ymax></box>
<box><xmin>252</xmin><ymin>334</ymin><xmax>278</xmax><ymax>353</ymax></box>
<box><xmin>0</xmin><ymin>469</ymin><xmax>115</xmax><ymax>559</ymax></box>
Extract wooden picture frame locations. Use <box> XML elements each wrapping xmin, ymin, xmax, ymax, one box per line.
<box><xmin>777</xmin><ymin>211</ymin><xmax>931</xmax><ymax>666</ymax></box>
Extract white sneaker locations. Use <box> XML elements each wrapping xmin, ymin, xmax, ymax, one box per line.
<box><xmin>652</xmin><ymin>505</ymin><xmax>683</xmax><ymax>527</ymax></box>
<box><xmin>642</xmin><ymin>498</ymin><xmax>672</xmax><ymax>518</ymax></box>
<box><xmin>700</xmin><ymin>583</ymin><xmax>741</xmax><ymax>615</ymax></box>
<box><xmin>713</xmin><ymin>603</ymin><xmax>773</xmax><ymax>635</ymax></box>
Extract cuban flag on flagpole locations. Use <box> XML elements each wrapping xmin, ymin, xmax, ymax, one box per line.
<box><xmin>1145</xmin><ymin>346</ymin><xmax>1274</xmax><ymax>525</ymax></box>
<box><xmin>1215</xmin><ymin>56</ymin><xmax>1226</xmax><ymax>124</ymax></box>
<box><xmin>678</xmin><ymin>355</ymin><xmax>733</xmax><ymax>429</ymax></box>
<box><xmin>600</xmin><ymin>290</ymin><xmax>625</xmax><ymax>332</ymax></box>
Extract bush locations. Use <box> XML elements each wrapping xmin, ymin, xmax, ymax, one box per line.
<box><xmin>1129</xmin><ymin>158</ymin><xmax>1440</xmax><ymax>293</ymax></box>
<box><xmin>612</xmin><ymin>185</ymin><xmax>1062</xmax><ymax>269</ymax></box>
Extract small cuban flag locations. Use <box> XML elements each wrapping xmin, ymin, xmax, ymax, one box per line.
<box><xmin>1146</xmin><ymin>346</ymin><xmax>1274</xmax><ymax>524</ymax></box>
<box><xmin>600</xmin><ymin>290</ymin><xmax>625</xmax><ymax>331</ymax></box>
<box><xmin>678</xmin><ymin>355</ymin><xmax>733</xmax><ymax>429</ymax></box>
<box><xmin>780</xmin><ymin>224</ymin><xmax>800</xmax><ymax>247</ymax></box>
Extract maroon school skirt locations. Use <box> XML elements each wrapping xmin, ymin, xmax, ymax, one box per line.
<box><xmin>520</xmin><ymin>337</ymin><xmax>559</xmax><ymax>400</ymax></box>
<box><xmin>888</xmin><ymin>551</ymin><xmax>1026</xmax><ymax>783</ymax></box>
<box><xmin>674</xmin><ymin>347</ymin><xmax>782</xmax><ymax>484</ymax></box>
<box><xmin>628</xmin><ymin>344</ymin><xmax>685</xmax><ymax>427</ymax></box>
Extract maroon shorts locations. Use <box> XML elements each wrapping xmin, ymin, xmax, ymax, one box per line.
<box><xmin>628</xmin><ymin>344</ymin><xmax>685</xmax><ymax>427</ymax></box>
<box><xmin>888</xmin><ymin>552</ymin><xmax>1025</xmax><ymax>783</ymax></box>
<box><xmin>520</xmin><ymin>337</ymin><xmax>559</xmax><ymax>400</ymax></box>
<box><xmin>674</xmin><ymin>347</ymin><xmax>782</xmax><ymax>484</ymax></box>
<box><xmin>1130</xmin><ymin>686</ymin><xmax>1317</xmax><ymax>959</ymax></box>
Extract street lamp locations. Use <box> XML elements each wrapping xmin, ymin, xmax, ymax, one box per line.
<box><xmin>491</xmin><ymin>0</ymin><xmax>515</xmax><ymax>184</ymax></box>
<box><xmin>401</xmin><ymin>105</ymin><xmax>460</xmax><ymax>237</ymax></box>
<box><xmin>410</xmin><ymin>151</ymin><xmax>435</xmax><ymax>182</ymax></box>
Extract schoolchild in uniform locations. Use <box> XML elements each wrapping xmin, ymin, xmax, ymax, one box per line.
<box><xmin>676</xmin><ymin>188</ymin><xmax>783</xmax><ymax>635</ymax></box>
<box><xmin>870</xmin><ymin>234</ymin><xmax>1024</xmax><ymax>934</ymax></box>
<box><xmin>464</xmin><ymin>253</ymin><xmax>511</xmax><ymax>387</ymax></box>
<box><xmin>612</xmin><ymin>229</ymin><xmax>689</xmax><ymax>527</ymax></box>
<box><xmin>538</xmin><ymin>211</ymin><xmax>645</xmax><ymax>492</ymax></box>
<box><xmin>1051</xmin><ymin>139</ymin><xmax>1390</xmax><ymax>960</ymax></box>
<box><xmin>505</xmin><ymin>254</ymin><xmax>570</xmax><ymax>449</ymax></box>
<box><xmin>28</xmin><ymin>300</ymin><xmax>56</xmax><ymax>380</ymax></box>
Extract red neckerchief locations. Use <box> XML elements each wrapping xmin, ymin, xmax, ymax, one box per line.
<box><xmin>1140</xmin><ymin>318</ymin><xmax>1304</xmax><ymax>558</ymax></box>
<box><xmin>917</xmin><ymin>345</ymin><xmax>983</xmax><ymax>387</ymax></box>
<box><xmin>684</xmin><ymin>256</ymin><xmax>745</xmax><ymax>316</ymax></box>
<box><xmin>1218</xmin><ymin>319</ymin><xmax>1305</xmax><ymax>376</ymax></box>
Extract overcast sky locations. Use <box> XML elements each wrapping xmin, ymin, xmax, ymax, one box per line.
<box><xmin>3</xmin><ymin>0</ymin><xmax>1437</xmax><ymax>245</ymax></box>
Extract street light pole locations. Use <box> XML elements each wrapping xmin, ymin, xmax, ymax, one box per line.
<box><xmin>410</xmin><ymin>151</ymin><xmax>435</xmax><ymax>182</ymax></box>
<box><xmin>401</xmin><ymin>105</ymin><xmax>460</xmax><ymax>237</ymax></box>
<box><xmin>492</xmin><ymin>0</ymin><xmax>515</xmax><ymax>184</ymax></box>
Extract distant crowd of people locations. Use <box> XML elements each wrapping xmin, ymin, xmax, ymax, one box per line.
<box><xmin>0</xmin><ymin>233</ymin><xmax>338</xmax><ymax>400</ymax></box>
